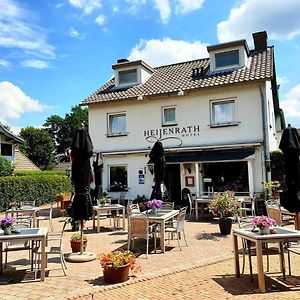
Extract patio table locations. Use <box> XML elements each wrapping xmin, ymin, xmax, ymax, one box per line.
<box><xmin>92</xmin><ymin>204</ymin><xmax>125</xmax><ymax>233</ymax></box>
<box><xmin>6</xmin><ymin>207</ymin><xmax>40</xmax><ymax>227</ymax></box>
<box><xmin>232</xmin><ymin>227</ymin><xmax>300</xmax><ymax>293</ymax></box>
<box><xmin>195</xmin><ymin>198</ymin><xmax>212</xmax><ymax>221</ymax></box>
<box><xmin>142</xmin><ymin>209</ymin><xmax>180</xmax><ymax>253</ymax></box>
<box><xmin>0</xmin><ymin>227</ymin><xmax>48</xmax><ymax>281</ymax></box>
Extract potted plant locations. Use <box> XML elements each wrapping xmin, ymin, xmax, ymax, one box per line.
<box><xmin>251</xmin><ymin>215</ymin><xmax>276</xmax><ymax>235</ymax></box>
<box><xmin>0</xmin><ymin>216</ymin><xmax>15</xmax><ymax>235</ymax></box>
<box><xmin>210</xmin><ymin>190</ymin><xmax>240</xmax><ymax>235</ymax></box>
<box><xmin>99</xmin><ymin>250</ymin><xmax>141</xmax><ymax>284</ymax></box>
<box><xmin>70</xmin><ymin>232</ymin><xmax>88</xmax><ymax>253</ymax></box>
<box><xmin>147</xmin><ymin>199</ymin><xmax>163</xmax><ymax>214</ymax></box>
<box><xmin>263</xmin><ymin>181</ymin><xmax>281</xmax><ymax>200</ymax></box>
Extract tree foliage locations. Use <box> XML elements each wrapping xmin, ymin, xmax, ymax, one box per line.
<box><xmin>44</xmin><ymin>105</ymin><xmax>88</xmax><ymax>154</ymax></box>
<box><xmin>0</xmin><ymin>156</ymin><xmax>14</xmax><ymax>176</ymax></box>
<box><xmin>19</xmin><ymin>127</ymin><xmax>56</xmax><ymax>170</ymax></box>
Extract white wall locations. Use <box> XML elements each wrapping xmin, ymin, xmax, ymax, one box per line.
<box><xmin>89</xmin><ymin>82</ymin><xmax>264</xmax><ymax>153</ymax></box>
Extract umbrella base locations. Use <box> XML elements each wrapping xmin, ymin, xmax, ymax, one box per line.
<box><xmin>66</xmin><ymin>252</ymin><xmax>97</xmax><ymax>263</ymax></box>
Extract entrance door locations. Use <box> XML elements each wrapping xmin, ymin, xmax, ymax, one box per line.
<box><xmin>165</xmin><ymin>164</ymin><xmax>181</xmax><ymax>206</ymax></box>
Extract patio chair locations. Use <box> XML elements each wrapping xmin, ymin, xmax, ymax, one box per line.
<box><xmin>187</xmin><ymin>194</ymin><xmax>195</xmax><ymax>219</ymax></box>
<box><xmin>119</xmin><ymin>191</ymin><xmax>127</xmax><ymax>206</ymax></box>
<box><xmin>20</xmin><ymin>200</ymin><xmax>36</xmax><ymax>209</ymax></box>
<box><xmin>36</xmin><ymin>203</ymin><xmax>54</xmax><ymax>231</ymax></box>
<box><xmin>165</xmin><ymin>207</ymin><xmax>188</xmax><ymax>251</ymax></box>
<box><xmin>128</xmin><ymin>214</ymin><xmax>157</xmax><ymax>258</ymax></box>
<box><xmin>237</xmin><ymin>216</ymin><xmax>282</xmax><ymax>281</ymax></box>
<box><xmin>33</xmin><ymin>219</ymin><xmax>68</xmax><ymax>278</ymax></box>
<box><xmin>265</xmin><ymin>200</ymin><xmax>294</xmax><ymax>226</ymax></box>
<box><xmin>3</xmin><ymin>217</ymin><xmax>32</xmax><ymax>269</ymax></box>
<box><xmin>161</xmin><ymin>202</ymin><xmax>174</xmax><ymax>210</ymax></box>
<box><xmin>127</xmin><ymin>203</ymin><xmax>141</xmax><ymax>216</ymax></box>
<box><xmin>239</xmin><ymin>197</ymin><xmax>256</xmax><ymax>217</ymax></box>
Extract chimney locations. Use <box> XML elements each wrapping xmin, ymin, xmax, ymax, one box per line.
<box><xmin>252</xmin><ymin>31</ymin><xmax>268</xmax><ymax>52</ymax></box>
<box><xmin>117</xmin><ymin>58</ymin><xmax>129</xmax><ymax>63</ymax></box>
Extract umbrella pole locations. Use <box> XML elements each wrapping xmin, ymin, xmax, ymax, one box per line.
<box><xmin>80</xmin><ymin>220</ymin><xmax>84</xmax><ymax>254</ymax></box>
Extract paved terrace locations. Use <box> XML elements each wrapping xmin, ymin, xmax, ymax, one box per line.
<box><xmin>1</xmin><ymin>208</ymin><xmax>300</xmax><ymax>299</ymax></box>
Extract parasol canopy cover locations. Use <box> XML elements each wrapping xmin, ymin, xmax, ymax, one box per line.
<box><xmin>69</xmin><ymin>128</ymin><xmax>94</xmax><ymax>220</ymax></box>
<box><xmin>279</xmin><ymin>124</ymin><xmax>300</xmax><ymax>212</ymax></box>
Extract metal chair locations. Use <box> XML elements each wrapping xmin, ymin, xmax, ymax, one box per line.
<box><xmin>165</xmin><ymin>207</ymin><xmax>188</xmax><ymax>250</ymax></box>
<box><xmin>161</xmin><ymin>202</ymin><xmax>174</xmax><ymax>210</ymax></box>
<box><xmin>187</xmin><ymin>194</ymin><xmax>195</xmax><ymax>219</ymax></box>
<box><xmin>128</xmin><ymin>214</ymin><xmax>157</xmax><ymax>258</ymax></box>
<box><xmin>36</xmin><ymin>203</ymin><xmax>54</xmax><ymax>231</ymax></box>
<box><xmin>34</xmin><ymin>219</ymin><xmax>68</xmax><ymax>278</ymax></box>
<box><xmin>20</xmin><ymin>200</ymin><xmax>36</xmax><ymax>209</ymax></box>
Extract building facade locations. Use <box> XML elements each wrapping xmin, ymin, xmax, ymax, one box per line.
<box><xmin>81</xmin><ymin>31</ymin><xmax>285</xmax><ymax>205</ymax></box>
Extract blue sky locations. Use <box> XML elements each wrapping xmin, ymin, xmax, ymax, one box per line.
<box><xmin>0</xmin><ymin>0</ymin><xmax>300</xmax><ymax>134</ymax></box>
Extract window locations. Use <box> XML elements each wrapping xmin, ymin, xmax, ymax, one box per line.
<box><xmin>118</xmin><ymin>69</ymin><xmax>137</xmax><ymax>85</ymax></box>
<box><xmin>215</xmin><ymin>50</ymin><xmax>239</xmax><ymax>68</ymax></box>
<box><xmin>211</xmin><ymin>100</ymin><xmax>235</xmax><ymax>125</ymax></box>
<box><xmin>109</xmin><ymin>165</ymin><xmax>128</xmax><ymax>191</ymax></box>
<box><xmin>162</xmin><ymin>106</ymin><xmax>176</xmax><ymax>126</ymax></box>
<box><xmin>1</xmin><ymin>143</ymin><xmax>12</xmax><ymax>156</ymax></box>
<box><xmin>108</xmin><ymin>113</ymin><xmax>126</xmax><ymax>136</ymax></box>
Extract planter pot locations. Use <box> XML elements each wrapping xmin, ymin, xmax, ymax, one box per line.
<box><xmin>70</xmin><ymin>240</ymin><xmax>87</xmax><ymax>253</ymax></box>
<box><xmin>259</xmin><ymin>227</ymin><xmax>270</xmax><ymax>235</ymax></box>
<box><xmin>3</xmin><ymin>227</ymin><xmax>12</xmax><ymax>235</ymax></box>
<box><xmin>219</xmin><ymin>217</ymin><xmax>232</xmax><ymax>235</ymax></box>
<box><xmin>103</xmin><ymin>264</ymin><xmax>130</xmax><ymax>284</ymax></box>
<box><xmin>151</xmin><ymin>208</ymin><xmax>158</xmax><ymax>214</ymax></box>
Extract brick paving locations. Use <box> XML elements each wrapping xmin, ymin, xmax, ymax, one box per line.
<box><xmin>1</xmin><ymin>207</ymin><xmax>300</xmax><ymax>299</ymax></box>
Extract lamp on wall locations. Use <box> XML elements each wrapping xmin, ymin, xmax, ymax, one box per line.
<box><xmin>147</xmin><ymin>160</ymin><xmax>154</xmax><ymax>175</ymax></box>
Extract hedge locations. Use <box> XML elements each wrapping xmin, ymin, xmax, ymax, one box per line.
<box><xmin>15</xmin><ymin>170</ymin><xmax>66</xmax><ymax>176</ymax></box>
<box><xmin>0</xmin><ymin>175</ymin><xmax>72</xmax><ymax>211</ymax></box>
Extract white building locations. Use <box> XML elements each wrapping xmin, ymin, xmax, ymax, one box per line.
<box><xmin>81</xmin><ymin>31</ymin><xmax>285</xmax><ymax>205</ymax></box>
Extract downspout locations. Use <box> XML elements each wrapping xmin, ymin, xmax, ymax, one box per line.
<box><xmin>259</xmin><ymin>84</ymin><xmax>271</xmax><ymax>182</ymax></box>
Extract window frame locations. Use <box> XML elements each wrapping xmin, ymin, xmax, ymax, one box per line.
<box><xmin>162</xmin><ymin>106</ymin><xmax>177</xmax><ymax>126</ymax></box>
<box><xmin>215</xmin><ymin>49</ymin><xmax>240</xmax><ymax>69</ymax></box>
<box><xmin>107</xmin><ymin>112</ymin><xmax>127</xmax><ymax>137</ymax></box>
<box><xmin>118</xmin><ymin>68</ymin><xmax>138</xmax><ymax>86</ymax></box>
<box><xmin>210</xmin><ymin>99</ymin><xmax>237</xmax><ymax>127</ymax></box>
<box><xmin>108</xmin><ymin>164</ymin><xmax>128</xmax><ymax>192</ymax></box>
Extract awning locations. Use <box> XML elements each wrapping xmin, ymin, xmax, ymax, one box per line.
<box><xmin>165</xmin><ymin>149</ymin><xmax>255</xmax><ymax>163</ymax></box>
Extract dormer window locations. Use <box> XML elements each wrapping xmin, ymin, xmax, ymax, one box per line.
<box><xmin>112</xmin><ymin>59</ymin><xmax>154</xmax><ymax>88</ymax></box>
<box><xmin>119</xmin><ymin>69</ymin><xmax>138</xmax><ymax>86</ymax></box>
<box><xmin>207</xmin><ymin>40</ymin><xmax>249</xmax><ymax>72</ymax></box>
<box><xmin>215</xmin><ymin>50</ymin><xmax>239</xmax><ymax>68</ymax></box>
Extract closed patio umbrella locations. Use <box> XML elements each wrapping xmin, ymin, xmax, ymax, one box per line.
<box><xmin>279</xmin><ymin>124</ymin><xmax>300</xmax><ymax>217</ymax></box>
<box><xmin>149</xmin><ymin>141</ymin><xmax>169</xmax><ymax>201</ymax></box>
<box><xmin>67</xmin><ymin>128</ymin><xmax>96</xmax><ymax>262</ymax></box>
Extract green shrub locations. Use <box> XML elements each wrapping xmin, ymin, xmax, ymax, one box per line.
<box><xmin>15</xmin><ymin>170</ymin><xmax>66</xmax><ymax>176</ymax></box>
<box><xmin>0</xmin><ymin>175</ymin><xmax>72</xmax><ymax>211</ymax></box>
<box><xmin>0</xmin><ymin>156</ymin><xmax>14</xmax><ymax>176</ymax></box>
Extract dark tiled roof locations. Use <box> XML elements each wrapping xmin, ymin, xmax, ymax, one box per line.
<box><xmin>81</xmin><ymin>47</ymin><xmax>274</xmax><ymax>105</ymax></box>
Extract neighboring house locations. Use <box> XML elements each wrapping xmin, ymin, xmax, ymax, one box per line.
<box><xmin>80</xmin><ymin>31</ymin><xmax>285</xmax><ymax>205</ymax></box>
<box><xmin>0</xmin><ymin>124</ymin><xmax>39</xmax><ymax>171</ymax></box>
<box><xmin>0</xmin><ymin>124</ymin><xmax>24</xmax><ymax>163</ymax></box>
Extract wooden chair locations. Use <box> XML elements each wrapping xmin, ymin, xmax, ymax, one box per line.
<box><xmin>128</xmin><ymin>214</ymin><xmax>157</xmax><ymax>258</ymax></box>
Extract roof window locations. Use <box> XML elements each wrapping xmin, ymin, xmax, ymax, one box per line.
<box><xmin>215</xmin><ymin>50</ymin><xmax>239</xmax><ymax>68</ymax></box>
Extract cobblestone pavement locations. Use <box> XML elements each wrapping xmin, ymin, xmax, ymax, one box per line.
<box><xmin>1</xmin><ymin>207</ymin><xmax>300</xmax><ymax>299</ymax></box>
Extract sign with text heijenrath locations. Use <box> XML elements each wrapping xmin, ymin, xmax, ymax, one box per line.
<box><xmin>143</xmin><ymin>125</ymin><xmax>200</xmax><ymax>139</ymax></box>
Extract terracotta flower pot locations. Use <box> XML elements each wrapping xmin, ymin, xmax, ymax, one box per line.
<box><xmin>103</xmin><ymin>264</ymin><xmax>130</xmax><ymax>284</ymax></box>
<box><xmin>70</xmin><ymin>240</ymin><xmax>87</xmax><ymax>253</ymax></box>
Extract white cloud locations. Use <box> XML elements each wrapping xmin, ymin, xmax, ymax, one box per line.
<box><xmin>128</xmin><ymin>38</ymin><xmax>208</xmax><ymax>67</ymax></box>
<box><xmin>0</xmin><ymin>81</ymin><xmax>46</xmax><ymax>124</ymax></box>
<box><xmin>154</xmin><ymin>0</ymin><xmax>171</xmax><ymax>23</ymax></box>
<box><xmin>69</xmin><ymin>27</ymin><xmax>85</xmax><ymax>39</ymax></box>
<box><xmin>0</xmin><ymin>59</ymin><xmax>10</xmax><ymax>67</ymax></box>
<box><xmin>175</xmin><ymin>0</ymin><xmax>205</xmax><ymax>14</ymax></box>
<box><xmin>95</xmin><ymin>14</ymin><xmax>105</xmax><ymax>25</ymax></box>
<box><xmin>126</xmin><ymin>0</ymin><xmax>146</xmax><ymax>14</ymax></box>
<box><xmin>21</xmin><ymin>59</ymin><xmax>50</xmax><ymax>69</ymax></box>
<box><xmin>280</xmin><ymin>84</ymin><xmax>300</xmax><ymax>118</ymax></box>
<box><xmin>0</xmin><ymin>0</ymin><xmax>55</xmax><ymax>60</ymax></box>
<box><xmin>68</xmin><ymin>0</ymin><xmax>102</xmax><ymax>15</ymax></box>
<box><xmin>217</xmin><ymin>0</ymin><xmax>300</xmax><ymax>43</ymax></box>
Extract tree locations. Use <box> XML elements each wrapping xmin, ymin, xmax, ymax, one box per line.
<box><xmin>0</xmin><ymin>156</ymin><xmax>14</xmax><ymax>176</ymax></box>
<box><xmin>19</xmin><ymin>127</ymin><xmax>56</xmax><ymax>170</ymax></box>
<box><xmin>44</xmin><ymin>105</ymin><xmax>88</xmax><ymax>154</ymax></box>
